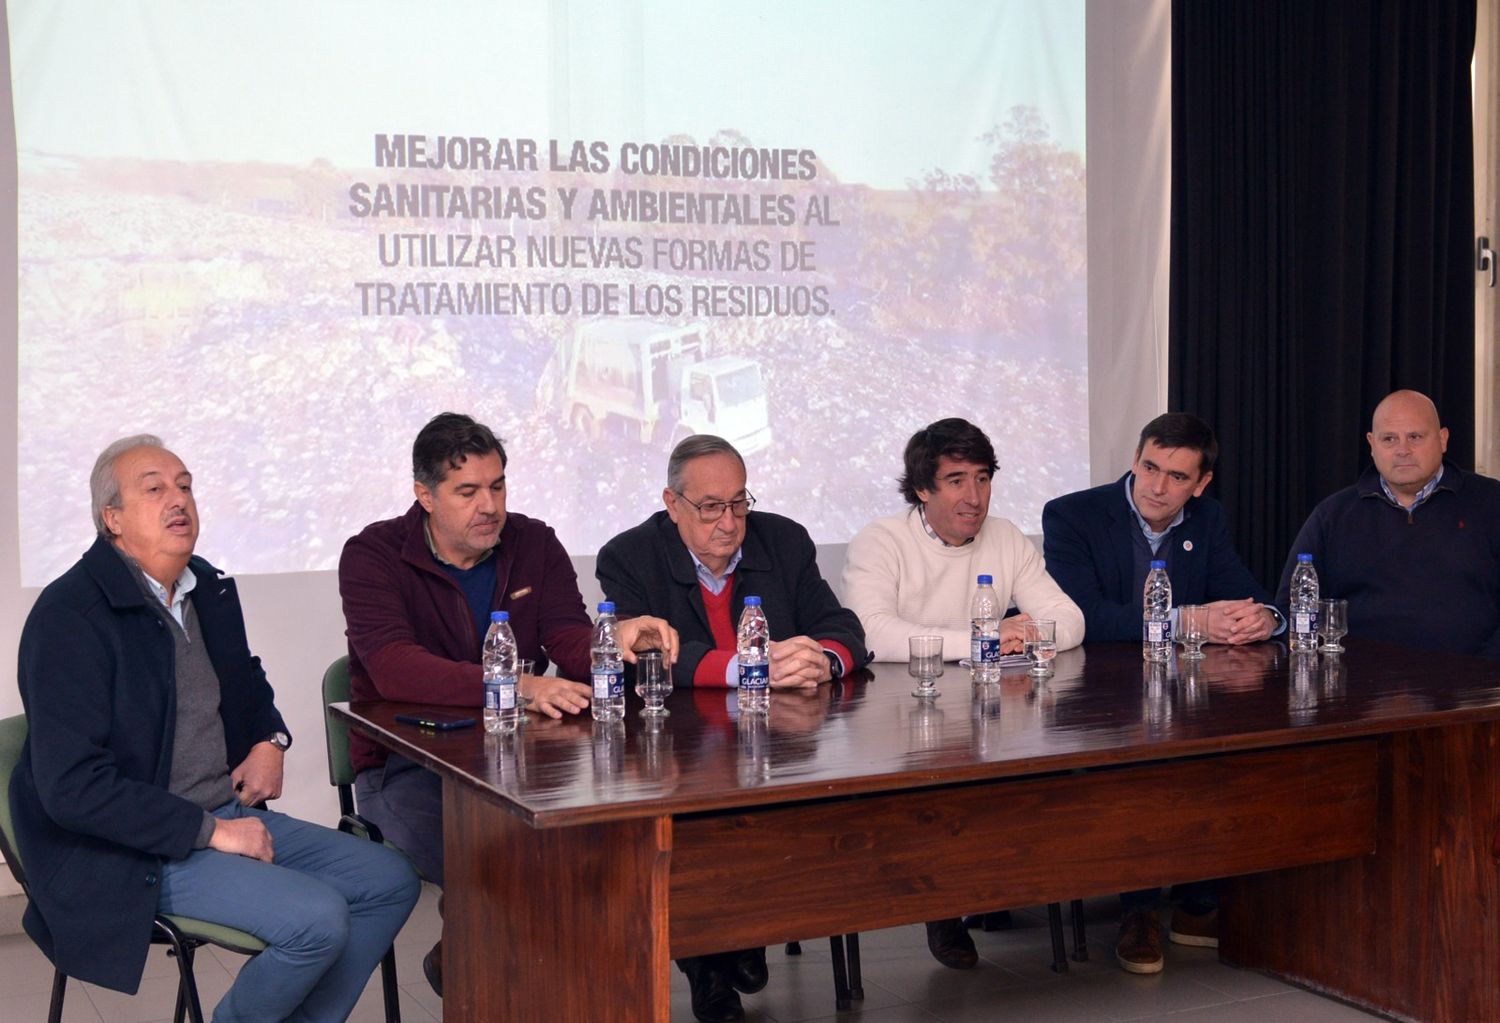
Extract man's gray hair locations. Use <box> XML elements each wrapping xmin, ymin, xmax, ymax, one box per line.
<box><xmin>666</xmin><ymin>434</ymin><xmax>746</xmax><ymax>493</ymax></box>
<box><xmin>91</xmin><ymin>434</ymin><xmax>165</xmax><ymax>536</ymax></box>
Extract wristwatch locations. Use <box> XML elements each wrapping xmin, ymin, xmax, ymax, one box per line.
<box><xmin>265</xmin><ymin>731</ymin><xmax>292</xmax><ymax>752</ymax></box>
<box><xmin>824</xmin><ymin>650</ymin><xmax>843</xmax><ymax>679</ymax></box>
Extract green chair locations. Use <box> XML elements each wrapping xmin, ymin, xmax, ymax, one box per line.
<box><xmin>322</xmin><ymin>655</ymin><xmax>404</xmax><ymax>1022</ymax></box>
<box><xmin>0</xmin><ymin>714</ymin><xmax>266</xmax><ymax>1023</ymax></box>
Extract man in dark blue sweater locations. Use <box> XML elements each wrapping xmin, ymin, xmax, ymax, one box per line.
<box><xmin>1277</xmin><ymin>390</ymin><xmax>1500</xmax><ymax>658</ymax></box>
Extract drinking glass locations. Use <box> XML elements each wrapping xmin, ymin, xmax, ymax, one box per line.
<box><xmin>1318</xmin><ymin>599</ymin><xmax>1348</xmax><ymax>653</ymax></box>
<box><xmin>908</xmin><ymin>635</ymin><xmax>944</xmax><ymax>699</ymax></box>
<box><xmin>516</xmin><ymin>659</ymin><xmax>535</xmax><ymax>722</ymax></box>
<box><xmin>634</xmin><ymin>650</ymin><xmax>671</xmax><ymax>717</ymax></box>
<box><xmin>1177</xmin><ymin>605</ymin><xmax>1209</xmax><ymax>660</ymax></box>
<box><xmin>1024</xmin><ymin>619</ymin><xmax>1057</xmax><ymax>676</ymax></box>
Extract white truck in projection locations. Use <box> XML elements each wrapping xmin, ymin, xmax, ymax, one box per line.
<box><xmin>552</xmin><ymin>320</ymin><xmax>773</xmax><ymax>455</ymax></box>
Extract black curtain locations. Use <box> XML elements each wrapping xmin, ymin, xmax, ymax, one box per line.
<box><xmin>1169</xmin><ymin>0</ymin><xmax>1477</xmax><ymax>589</ymax></box>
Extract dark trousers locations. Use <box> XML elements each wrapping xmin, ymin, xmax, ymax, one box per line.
<box><xmin>354</xmin><ymin>753</ymin><xmax>444</xmax><ymax>886</ymax></box>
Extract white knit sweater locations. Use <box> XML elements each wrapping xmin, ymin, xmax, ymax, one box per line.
<box><xmin>842</xmin><ymin>508</ymin><xmax>1086</xmax><ymax>662</ymax></box>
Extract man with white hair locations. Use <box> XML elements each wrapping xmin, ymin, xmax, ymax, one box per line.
<box><xmin>9</xmin><ymin>435</ymin><xmax>420</xmax><ymax>1020</ymax></box>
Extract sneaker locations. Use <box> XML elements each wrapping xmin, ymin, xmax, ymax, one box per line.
<box><xmin>1169</xmin><ymin>906</ymin><xmax>1219</xmax><ymax>948</ymax></box>
<box><xmin>1115</xmin><ymin>909</ymin><xmax>1164</xmax><ymax>974</ymax></box>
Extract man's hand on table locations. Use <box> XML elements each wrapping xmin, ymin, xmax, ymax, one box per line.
<box><xmin>769</xmin><ymin>636</ymin><xmax>831</xmax><ymax>688</ymax></box>
<box><xmin>521</xmin><ymin>675</ymin><xmax>592</xmax><ymax>718</ymax></box>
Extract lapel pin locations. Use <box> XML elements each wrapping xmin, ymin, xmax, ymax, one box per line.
<box><xmin>1182</xmin><ymin>540</ymin><xmax>1194</xmax><ymax>552</ymax></box>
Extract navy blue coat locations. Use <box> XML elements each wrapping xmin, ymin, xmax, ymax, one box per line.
<box><xmin>596</xmin><ymin>510</ymin><xmax>871</xmax><ymax>687</ymax></box>
<box><xmin>9</xmin><ymin>537</ymin><xmax>286</xmax><ymax>992</ymax></box>
<box><xmin>1042</xmin><ymin>474</ymin><xmax>1270</xmax><ymax>642</ymax></box>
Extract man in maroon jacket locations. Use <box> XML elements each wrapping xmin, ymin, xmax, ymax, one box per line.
<box><xmin>339</xmin><ymin>412</ymin><xmax>676</xmax><ymax>995</ymax></box>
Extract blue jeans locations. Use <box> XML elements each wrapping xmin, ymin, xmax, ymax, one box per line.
<box><xmin>354</xmin><ymin>754</ymin><xmax>444</xmax><ymax>886</ymax></box>
<box><xmin>158</xmin><ymin>801</ymin><xmax>420</xmax><ymax>1023</ymax></box>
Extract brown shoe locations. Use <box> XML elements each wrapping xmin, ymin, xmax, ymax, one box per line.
<box><xmin>423</xmin><ymin>938</ymin><xmax>443</xmax><ymax>997</ymax></box>
<box><xmin>925</xmin><ymin>917</ymin><xmax>978</xmax><ymax>970</ymax></box>
<box><xmin>1169</xmin><ymin>907</ymin><xmax>1219</xmax><ymax>948</ymax></box>
<box><xmin>1115</xmin><ymin>910</ymin><xmax>1164</xmax><ymax>974</ymax></box>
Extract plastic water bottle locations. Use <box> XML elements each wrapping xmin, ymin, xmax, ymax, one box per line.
<box><xmin>590</xmin><ymin>601</ymin><xmax>625</xmax><ymax>722</ymax></box>
<box><xmin>737</xmin><ymin>595</ymin><xmax>771</xmax><ymax>714</ymax></box>
<box><xmin>1142</xmin><ymin>560</ymin><xmax>1173</xmax><ymax>662</ymax></box>
<box><xmin>1289</xmin><ymin>553</ymin><xmax>1320</xmax><ymax>652</ymax></box>
<box><xmin>482</xmin><ymin>611</ymin><xmax>520</xmax><ymax>734</ymax></box>
<box><xmin>970</xmin><ymin>574</ymin><xmax>1001</xmax><ymax>683</ymax></box>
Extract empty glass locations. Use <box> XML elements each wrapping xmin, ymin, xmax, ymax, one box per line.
<box><xmin>1024</xmin><ymin>619</ymin><xmax>1057</xmax><ymax>676</ymax></box>
<box><xmin>1177</xmin><ymin>605</ymin><xmax>1209</xmax><ymax>660</ymax></box>
<box><xmin>635</xmin><ymin>650</ymin><xmax>671</xmax><ymax>716</ymax></box>
<box><xmin>1318</xmin><ymin>599</ymin><xmax>1348</xmax><ymax>653</ymax></box>
<box><xmin>908</xmin><ymin>635</ymin><xmax>944</xmax><ymax>699</ymax></box>
<box><xmin>516</xmin><ymin>658</ymin><xmax>535</xmax><ymax>722</ymax></box>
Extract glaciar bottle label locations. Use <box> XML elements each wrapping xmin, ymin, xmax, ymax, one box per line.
<box><xmin>738</xmin><ymin>661</ymin><xmax>770</xmax><ymax>691</ymax></box>
<box><xmin>1143</xmin><ymin>620</ymin><xmax>1173</xmax><ymax>644</ymax></box>
<box><xmin>973</xmin><ymin>637</ymin><xmax>1000</xmax><ymax>664</ymax></box>
<box><xmin>592</xmin><ymin>670</ymin><xmax>624</xmax><ymax>700</ymax></box>
<box><xmin>1293</xmin><ymin>611</ymin><xmax>1319</xmax><ymax>634</ymax></box>
<box><xmin>485</xmin><ymin>687</ymin><xmax>500</xmax><ymax>711</ymax></box>
<box><xmin>498</xmin><ymin>681</ymin><xmax>517</xmax><ymax>711</ymax></box>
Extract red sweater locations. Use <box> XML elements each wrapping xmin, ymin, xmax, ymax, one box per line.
<box><xmin>692</xmin><ymin>579</ymin><xmax>854</xmax><ymax>686</ymax></box>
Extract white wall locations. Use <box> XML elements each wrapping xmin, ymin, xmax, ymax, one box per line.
<box><xmin>0</xmin><ymin>0</ymin><xmax>1171</xmax><ymax>830</ymax></box>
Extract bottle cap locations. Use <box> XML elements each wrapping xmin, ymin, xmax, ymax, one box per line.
<box><xmin>976</xmin><ymin>574</ymin><xmax>993</xmax><ymax>585</ymax></box>
<box><xmin>490</xmin><ymin>610</ymin><xmax>508</xmax><ymax>623</ymax></box>
<box><xmin>1297</xmin><ymin>553</ymin><xmax>1313</xmax><ymax>562</ymax></box>
<box><xmin>598</xmin><ymin>601</ymin><xmax>615</xmax><ymax>614</ymax></box>
<box><xmin>1150</xmin><ymin>560</ymin><xmax>1167</xmax><ymax>570</ymax></box>
<box><xmin>744</xmin><ymin>595</ymin><xmax>762</xmax><ymax>606</ymax></box>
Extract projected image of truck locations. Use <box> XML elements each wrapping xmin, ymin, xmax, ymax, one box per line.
<box><xmin>550</xmin><ymin>321</ymin><xmax>772</xmax><ymax>456</ymax></box>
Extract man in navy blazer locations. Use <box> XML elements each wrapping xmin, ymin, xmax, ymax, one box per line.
<box><xmin>1042</xmin><ymin>413</ymin><xmax>1279</xmax><ymax>644</ymax></box>
<box><xmin>10</xmin><ymin>435</ymin><xmax>418</xmax><ymax>1018</ymax></box>
<box><xmin>1041</xmin><ymin>413</ymin><xmax>1280</xmax><ymax>977</ymax></box>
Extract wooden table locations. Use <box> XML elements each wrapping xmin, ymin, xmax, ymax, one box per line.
<box><xmin>333</xmin><ymin>640</ymin><xmax>1500</xmax><ymax>1022</ymax></box>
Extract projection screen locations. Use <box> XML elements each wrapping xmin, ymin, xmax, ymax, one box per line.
<box><xmin>10</xmin><ymin>0</ymin><xmax>1087</xmax><ymax>585</ymax></box>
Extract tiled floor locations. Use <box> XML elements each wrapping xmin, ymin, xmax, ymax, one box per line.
<box><xmin>0</xmin><ymin>888</ymin><xmax>1386</xmax><ymax>1022</ymax></box>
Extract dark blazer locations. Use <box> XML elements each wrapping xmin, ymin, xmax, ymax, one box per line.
<box><xmin>9</xmin><ymin>537</ymin><xmax>286</xmax><ymax>993</ymax></box>
<box><xmin>1042</xmin><ymin>473</ymin><xmax>1270</xmax><ymax>642</ymax></box>
<box><xmin>596</xmin><ymin>510</ymin><xmax>870</xmax><ymax>687</ymax></box>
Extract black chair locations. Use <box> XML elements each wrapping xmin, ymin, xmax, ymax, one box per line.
<box><xmin>965</xmin><ymin>902</ymin><xmax>1089</xmax><ymax>971</ymax></box>
<box><xmin>0</xmin><ymin>714</ymin><xmax>268</xmax><ymax>1023</ymax></box>
<box><xmin>321</xmin><ymin>655</ymin><xmax>407</xmax><ymax>1022</ymax></box>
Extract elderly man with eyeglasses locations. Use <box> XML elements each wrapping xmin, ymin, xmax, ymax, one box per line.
<box><xmin>596</xmin><ymin>433</ymin><xmax>869</xmax><ymax>1023</ymax></box>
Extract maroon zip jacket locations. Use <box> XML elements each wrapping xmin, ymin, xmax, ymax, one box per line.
<box><xmin>339</xmin><ymin>502</ymin><xmax>592</xmax><ymax>771</ymax></box>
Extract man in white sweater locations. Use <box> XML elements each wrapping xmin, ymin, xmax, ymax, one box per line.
<box><xmin>841</xmin><ymin>417</ymin><xmax>1084</xmax><ymax>971</ymax></box>
<box><xmin>843</xmin><ymin>417</ymin><xmax>1085</xmax><ymax>663</ymax></box>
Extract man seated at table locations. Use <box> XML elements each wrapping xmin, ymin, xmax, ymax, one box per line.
<box><xmin>1041</xmin><ymin>412</ymin><xmax>1279</xmax><ymax>973</ymax></box>
<box><xmin>12</xmin><ymin>435</ymin><xmax>420</xmax><ymax>1020</ymax></box>
<box><xmin>1276</xmin><ymin>389</ymin><xmax>1500</xmax><ymax>657</ymax></box>
<box><xmin>842</xmin><ymin>417</ymin><xmax>1084</xmax><ymax>971</ymax></box>
<box><xmin>597</xmin><ymin>434</ymin><xmax>870</xmax><ymax>1023</ymax></box>
<box><xmin>338</xmin><ymin>412</ymin><xmax>677</xmax><ymax>996</ymax></box>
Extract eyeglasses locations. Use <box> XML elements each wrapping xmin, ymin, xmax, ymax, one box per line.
<box><xmin>676</xmin><ymin>490</ymin><xmax>757</xmax><ymax>523</ymax></box>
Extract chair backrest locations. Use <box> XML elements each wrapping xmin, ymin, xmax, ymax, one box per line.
<box><xmin>321</xmin><ymin>655</ymin><xmax>355</xmax><ymax>803</ymax></box>
<box><xmin>0</xmin><ymin>714</ymin><xmax>30</xmax><ymax>889</ymax></box>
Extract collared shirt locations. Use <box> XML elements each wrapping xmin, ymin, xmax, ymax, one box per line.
<box><xmin>690</xmin><ymin>547</ymin><xmax>743</xmax><ymax>596</ymax></box>
<box><xmin>1120</xmin><ymin>477</ymin><xmax>1283</xmax><ymax>637</ymax></box>
<box><xmin>422</xmin><ymin>516</ymin><xmax>497</xmax><ymax>567</ymax></box>
<box><xmin>1379</xmin><ymin>464</ymin><xmax>1444</xmax><ymax>512</ymax></box>
<box><xmin>137</xmin><ymin>560</ymin><xmax>198</xmax><ymax>630</ymax></box>
<box><xmin>1123</xmin><ymin>475</ymin><xmax>1185</xmax><ymax>555</ymax></box>
<box><xmin>918</xmin><ymin>505</ymin><xmax>975</xmax><ymax>547</ymax></box>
